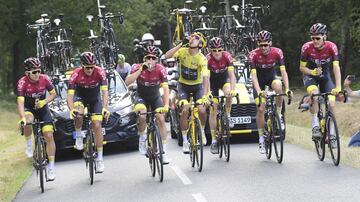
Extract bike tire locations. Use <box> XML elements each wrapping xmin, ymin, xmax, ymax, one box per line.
<box><xmin>222</xmin><ymin>112</ymin><xmax>231</xmax><ymax>162</ymax></box>
<box><xmin>86</xmin><ymin>131</ymin><xmax>95</xmax><ymax>185</ymax></box>
<box><xmin>147</xmin><ymin>130</ymin><xmax>156</xmax><ymax>177</ymax></box>
<box><xmin>272</xmin><ymin>113</ymin><xmax>284</xmax><ymax>163</ymax></box>
<box><xmin>153</xmin><ymin>125</ymin><xmax>164</xmax><ymax>182</ymax></box>
<box><xmin>36</xmin><ymin>138</ymin><xmax>45</xmax><ymax>193</ymax></box>
<box><xmin>194</xmin><ymin>118</ymin><xmax>203</xmax><ymax>172</ymax></box>
<box><xmin>265</xmin><ymin>118</ymin><xmax>272</xmax><ymax>159</ymax></box>
<box><xmin>218</xmin><ymin>118</ymin><xmax>223</xmax><ymax>159</ymax></box>
<box><xmin>314</xmin><ymin>129</ymin><xmax>325</xmax><ymax>161</ymax></box>
<box><xmin>188</xmin><ymin>122</ymin><xmax>196</xmax><ymax>168</ymax></box>
<box><xmin>327</xmin><ymin>112</ymin><xmax>340</xmax><ymax>166</ymax></box>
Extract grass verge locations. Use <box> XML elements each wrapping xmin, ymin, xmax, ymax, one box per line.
<box><xmin>285</xmin><ymin>90</ymin><xmax>360</xmax><ymax>168</ymax></box>
<box><xmin>0</xmin><ymin>99</ymin><xmax>32</xmax><ymax>202</ymax></box>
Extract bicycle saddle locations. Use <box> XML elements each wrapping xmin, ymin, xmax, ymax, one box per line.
<box><xmin>35</xmin><ymin>18</ymin><xmax>50</xmax><ymax>24</ymax></box>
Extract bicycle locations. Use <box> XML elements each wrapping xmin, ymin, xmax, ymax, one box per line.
<box><xmin>307</xmin><ymin>92</ymin><xmax>347</xmax><ymax>166</ymax></box>
<box><xmin>26</xmin><ymin>13</ymin><xmax>52</xmax><ymax>74</ymax></box>
<box><xmin>211</xmin><ymin>94</ymin><xmax>239</xmax><ymax>162</ymax></box>
<box><xmin>171</xmin><ymin>7</ymin><xmax>195</xmax><ymax>45</ymax></box>
<box><xmin>167</xmin><ymin>68</ymin><xmax>182</xmax><ymax>146</ymax></box>
<box><xmin>137</xmin><ymin>110</ymin><xmax>164</xmax><ymax>182</ymax></box>
<box><xmin>85</xmin><ymin>15</ymin><xmax>105</xmax><ymax>67</ymax></box>
<box><xmin>48</xmin><ymin>14</ymin><xmax>72</xmax><ymax>74</ymax></box>
<box><xmin>181</xmin><ymin>97</ymin><xmax>204</xmax><ymax>172</ymax></box>
<box><xmin>21</xmin><ymin>120</ymin><xmax>54</xmax><ymax>193</ymax></box>
<box><xmin>259</xmin><ymin>90</ymin><xmax>291</xmax><ymax>163</ymax></box>
<box><xmin>96</xmin><ymin>0</ymin><xmax>124</xmax><ymax>68</ymax></box>
<box><xmin>74</xmin><ymin>111</ymin><xmax>104</xmax><ymax>185</ymax></box>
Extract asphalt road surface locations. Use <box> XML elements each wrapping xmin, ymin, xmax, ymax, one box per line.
<box><xmin>15</xmin><ymin>137</ymin><xmax>360</xmax><ymax>202</ymax></box>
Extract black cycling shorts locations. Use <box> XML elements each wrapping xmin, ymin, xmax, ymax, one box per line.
<box><xmin>178</xmin><ymin>83</ymin><xmax>203</xmax><ymax>104</ymax></box>
<box><xmin>25</xmin><ymin>106</ymin><xmax>53</xmax><ymax>127</ymax></box>
<box><xmin>210</xmin><ymin>72</ymin><xmax>229</xmax><ymax>96</ymax></box>
<box><xmin>134</xmin><ymin>94</ymin><xmax>164</xmax><ymax>111</ymax></box>
<box><xmin>74</xmin><ymin>94</ymin><xmax>102</xmax><ymax>114</ymax></box>
<box><xmin>303</xmin><ymin>75</ymin><xmax>335</xmax><ymax>94</ymax></box>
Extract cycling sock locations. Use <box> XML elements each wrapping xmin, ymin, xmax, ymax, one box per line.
<box><xmin>211</xmin><ymin>130</ymin><xmax>217</xmax><ymax>144</ymax></box>
<box><xmin>76</xmin><ymin>130</ymin><xmax>82</xmax><ymax>138</ymax></box>
<box><xmin>97</xmin><ymin>147</ymin><xmax>103</xmax><ymax>160</ymax></box>
<box><xmin>139</xmin><ymin>131</ymin><xmax>146</xmax><ymax>141</ymax></box>
<box><xmin>312</xmin><ymin>114</ymin><xmax>319</xmax><ymax>127</ymax></box>
<box><xmin>330</xmin><ymin>121</ymin><xmax>335</xmax><ymax>135</ymax></box>
<box><xmin>162</xmin><ymin>141</ymin><xmax>167</xmax><ymax>153</ymax></box>
<box><xmin>26</xmin><ymin>137</ymin><xmax>32</xmax><ymax>147</ymax></box>
<box><xmin>48</xmin><ymin>156</ymin><xmax>55</xmax><ymax>169</ymax></box>
<box><xmin>226</xmin><ymin>107</ymin><xmax>231</xmax><ymax>117</ymax></box>
<box><xmin>182</xmin><ymin>130</ymin><xmax>188</xmax><ymax>143</ymax></box>
<box><xmin>258</xmin><ymin>129</ymin><xmax>264</xmax><ymax>143</ymax></box>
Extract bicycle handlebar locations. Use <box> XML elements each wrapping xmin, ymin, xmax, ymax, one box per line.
<box><xmin>257</xmin><ymin>92</ymin><xmax>292</xmax><ymax>107</ymax></box>
<box><xmin>20</xmin><ymin>121</ymin><xmax>55</xmax><ymax>136</ymax></box>
<box><xmin>309</xmin><ymin>91</ymin><xmax>348</xmax><ymax>107</ymax></box>
<box><xmin>210</xmin><ymin>94</ymin><xmax>240</xmax><ymax>105</ymax></box>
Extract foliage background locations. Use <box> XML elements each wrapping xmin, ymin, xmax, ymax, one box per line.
<box><xmin>1</xmin><ymin>0</ymin><xmax>360</xmax><ymax>94</ymax></box>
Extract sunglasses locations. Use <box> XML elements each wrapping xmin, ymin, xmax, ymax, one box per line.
<box><xmin>190</xmin><ymin>34</ymin><xmax>200</xmax><ymax>40</ymax></box>
<box><xmin>83</xmin><ymin>66</ymin><xmax>95</xmax><ymax>70</ymax></box>
<box><xmin>211</xmin><ymin>48</ymin><xmax>223</xmax><ymax>52</ymax></box>
<box><xmin>311</xmin><ymin>36</ymin><xmax>322</xmax><ymax>41</ymax></box>
<box><xmin>145</xmin><ymin>56</ymin><xmax>157</xmax><ymax>61</ymax></box>
<box><xmin>28</xmin><ymin>70</ymin><xmax>41</xmax><ymax>75</ymax></box>
<box><xmin>259</xmin><ymin>44</ymin><xmax>270</xmax><ymax>47</ymax></box>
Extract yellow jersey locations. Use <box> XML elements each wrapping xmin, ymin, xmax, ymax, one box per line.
<box><xmin>173</xmin><ymin>47</ymin><xmax>209</xmax><ymax>85</ymax></box>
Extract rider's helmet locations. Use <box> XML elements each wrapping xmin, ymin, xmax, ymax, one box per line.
<box><xmin>193</xmin><ymin>32</ymin><xmax>206</xmax><ymax>48</ymax></box>
<box><xmin>24</xmin><ymin>57</ymin><xmax>41</xmax><ymax>71</ymax></box>
<box><xmin>144</xmin><ymin>46</ymin><xmax>160</xmax><ymax>58</ymax></box>
<box><xmin>80</xmin><ymin>52</ymin><xmax>96</xmax><ymax>66</ymax></box>
<box><xmin>117</xmin><ymin>54</ymin><xmax>125</xmax><ymax>64</ymax></box>
<box><xmin>257</xmin><ymin>30</ymin><xmax>272</xmax><ymax>42</ymax></box>
<box><xmin>209</xmin><ymin>37</ymin><xmax>224</xmax><ymax>49</ymax></box>
<box><xmin>310</xmin><ymin>23</ymin><xmax>327</xmax><ymax>35</ymax></box>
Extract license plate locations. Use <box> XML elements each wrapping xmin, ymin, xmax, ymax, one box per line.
<box><xmin>229</xmin><ymin>116</ymin><xmax>251</xmax><ymax>124</ymax></box>
<box><xmin>102</xmin><ymin>128</ymin><xmax>106</xmax><ymax>136</ymax></box>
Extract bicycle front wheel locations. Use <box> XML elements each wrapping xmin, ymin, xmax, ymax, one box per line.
<box><xmin>147</xmin><ymin>130</ymin><xmax>156</xmax><ymax>177</ymax></box>
<box><xmin>86</xmin><ymin>131</ymin><xmax>95</xmax><ymax>185</ymax></box>
<box><xmin>153</xmin><ymin>125</ymin><xmax>164</xmax><ymax>182</ymax></box>
<box><xmin>314</xmin><ymin>132</ymin><xmax>325</xmax><ymax>161</ymax></box>
<box><xmin>222</xmin><ymin>113</ymin><xmax>231</xmax><ymax>162</ymax></box>
<box><xmin>327</xmin><ymin>112</ymin><xmax>340</xmax><ymax>166</ymax></box>
<box><xmin>272</xmin><ymin>113</ymin><xmax>284</xmax><ymax>163</ymax></box>
<box><xmin>35</xmin><ymin>138</ymin><xmax>45</xmax><ymax>193</ymax></box>
<box><xmin>265</xmin><ymin>118</ymin><xmax>272</xmax><ymax>159</ymax></box>
<box><xmin>194</xmin><ymin>118</ymin><xmax>203</xmax><ymax>172</ymax></box>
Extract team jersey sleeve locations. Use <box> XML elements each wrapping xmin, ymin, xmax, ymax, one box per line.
<box><xmin>300</xmin><ymin>43</ymin><xmax>309</xmax><ymax>66</ymax></box>
<box><xmin>173</xmin><ymin>48</ymin><xmax>185</xmax><ymax>59</ymax></box>
<box><xmin>225</xmin><ymin>52</ymin><xmax>234</xmax><ymax>71</ymax></box>
<box><xmin>329</xmin><ymin>42</ymin><xmax>340</xmax><ymax>63</ymax></box>
<box><xmin>98</xmin><ymin>68</ymin><xmax>108</xmax><ymax>91</ymax></box>
<box><xmin>130</xmin><ymin>64</ymin><xmax>141</xmax><ymax>74</ymax></box>
<box><xmin>44</xmin><ymin>75</ymin><xmax>55</xmax><ymax>93</ymax></box>
<box><xmin>17</xmin><ymin>78</ymin><xmax>25</xmax><ymax>97</ymax></box>
<box><xmin>159</xmin><ymin>65</ymin><xmax>168</xmax><ymax>87</ymax></box>
<box><xmin>276</xmin><ymin>48</ymin><xmax>286</xmax><ymax>70</ymax></box>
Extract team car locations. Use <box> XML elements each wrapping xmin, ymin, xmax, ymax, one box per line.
<box><xmin>48</xmin><ymin>70</ymin><xmax>138</xmax><ymax>151</ymax></box>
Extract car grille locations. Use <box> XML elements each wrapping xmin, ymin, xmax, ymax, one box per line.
<box><xmin>230</xmin><ymin>103</ymin><xmax>257</xmax><ymax>116</ymax></box>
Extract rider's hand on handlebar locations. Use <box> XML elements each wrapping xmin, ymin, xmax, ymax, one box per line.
<box><xmin>258</xmin><ymin>90</ymin><xmax>266</xmax><ymax>97</ymax></box>
<box><xmin>202</xmin><ymin>95</ymin><xmax>211</xmax><ymax>105</ymax></box>
<box><xmin>230</xmin><ymin>90</ymin><xmax>237</xmax><ymax>97</ymax></box>
<box><xmin>331</xmin><ymin>87</ymin><xmax>341</xmax><ymax>95</ymax></box>
<box><xmin>285</xmin><ymin>89</ymin><xmax>293</xmax><ymax>97</ymax></box>
<box><xmin>156</xmin><ymin>105</ymin><xmax>169</xmax><ymax>113</ymax></box>
<box><xmin>18</xmin><ymin>117</ymin><xmax>27</xmax><ymax>127</ymax></box>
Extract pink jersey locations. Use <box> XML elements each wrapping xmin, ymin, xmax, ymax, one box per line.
<box><xmin>206</xmin><ymin>51</ymin><xmax>233</xmax><ymax>74</ymax></box>
<box><xmin>17</xmin><ymin>74</ymin><xmax>54</xmax><ymax>107</ymax></box>
<box><xmin>131</xmin><ymin>63</ymin><xmax>167</xmax><ymax>98</ymax></box>
<box><xmin>68</xmin><ymin>66</ymin><xmax>107</xmax><ymax>90</ymax></box>
<box><xmin>300</xmin><ymin>41</ymin><xmax>339</xmax><ymax>71</ymax></box>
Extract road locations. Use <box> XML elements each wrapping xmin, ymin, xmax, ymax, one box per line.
<box><xmin>15</xmin><ymin>138</ymin><xmax>360</xmax><ymax>202</ymax></box>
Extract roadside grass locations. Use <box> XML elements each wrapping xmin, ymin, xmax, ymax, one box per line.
<box><xmin>0</xmin><ymin>99</ymin><xmax>32</xmax><ymax>202</ymax></box>
<box><xmin>285</xmin><ymin>90</ymin><xmax>360</xmax><ymax>168</ymax></box>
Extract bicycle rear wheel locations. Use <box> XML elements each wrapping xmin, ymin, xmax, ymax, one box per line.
<box><xmin>222</xmin><ymin>113</ymin><xmax>231</xmax><ymax>162</ymax></box>
<box><xmin>327</xmin><ymin>112</ymin><xmax>340</xmax><ymax>166</ymax></box>
<box><xmin>272</xmin><ymin>113</ymin><xmax>284</xmax><ymax>163</ymax></box>
<box><xmin>153</xmin><ymin>125</ymin><xmax>164</xmax><ymax>182</ymax></box>
<box><xmin>86</xmin><ymin>131</ymin><xmax>95</xmax><ymax>185</ymax></box>
<box><xmin>194</xmin><ymin>118</ymin><xmax>203</xmax><ymax>172</ymax></box>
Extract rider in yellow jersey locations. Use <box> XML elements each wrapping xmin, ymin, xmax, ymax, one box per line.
<box><xmin>165</xmin><ymin>32</ymin><xmax>210</xmax><ymax>153</ymax></box>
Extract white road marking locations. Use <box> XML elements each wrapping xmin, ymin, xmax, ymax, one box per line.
<box><xmin>170</xmin><ymin>165</ymin><xmax>192</xmax><ymax>185</ymax></box>
<box><xmin>192</xmin><ymin>193</ymin><xmax>207</xmax><ymax>202</ymax></box>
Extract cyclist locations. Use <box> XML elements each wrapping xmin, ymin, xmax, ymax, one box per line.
<box><xmin>299</xmin><ymin>23</ymin><xmax>341</xmax><ymax>139</ymax></box>
<box><xmin>249</xmin><ymin>30</ymin><xmax>291</xmax><ymax>154</ymax></box>
<box><xmin>17</xmin><ymin>57</ymin><xmax>57</xmax><ymax>180</ymax></box>
<box><xmin>165</xmin><ymin>32</ymin><xmax>210</xmax><ymax>153</ymax></box>
<box><xmin>125</xmin><ymin>46</ymin><xmax>170</xmax><ymax>164</ymax></box>
<box><xmin>67</xmin><ymin>52</ymin><xmax>109</xmax><ymax>173</ymax></box>
<box><xmin>115</xmin><ymin>54</ymin><xmax>131</xmax><ymax>81</ymax></box>
<box><xmin>206</xmin><ymin>37</ymin><xmax>237</xmax><ymax>154</ymax></box>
